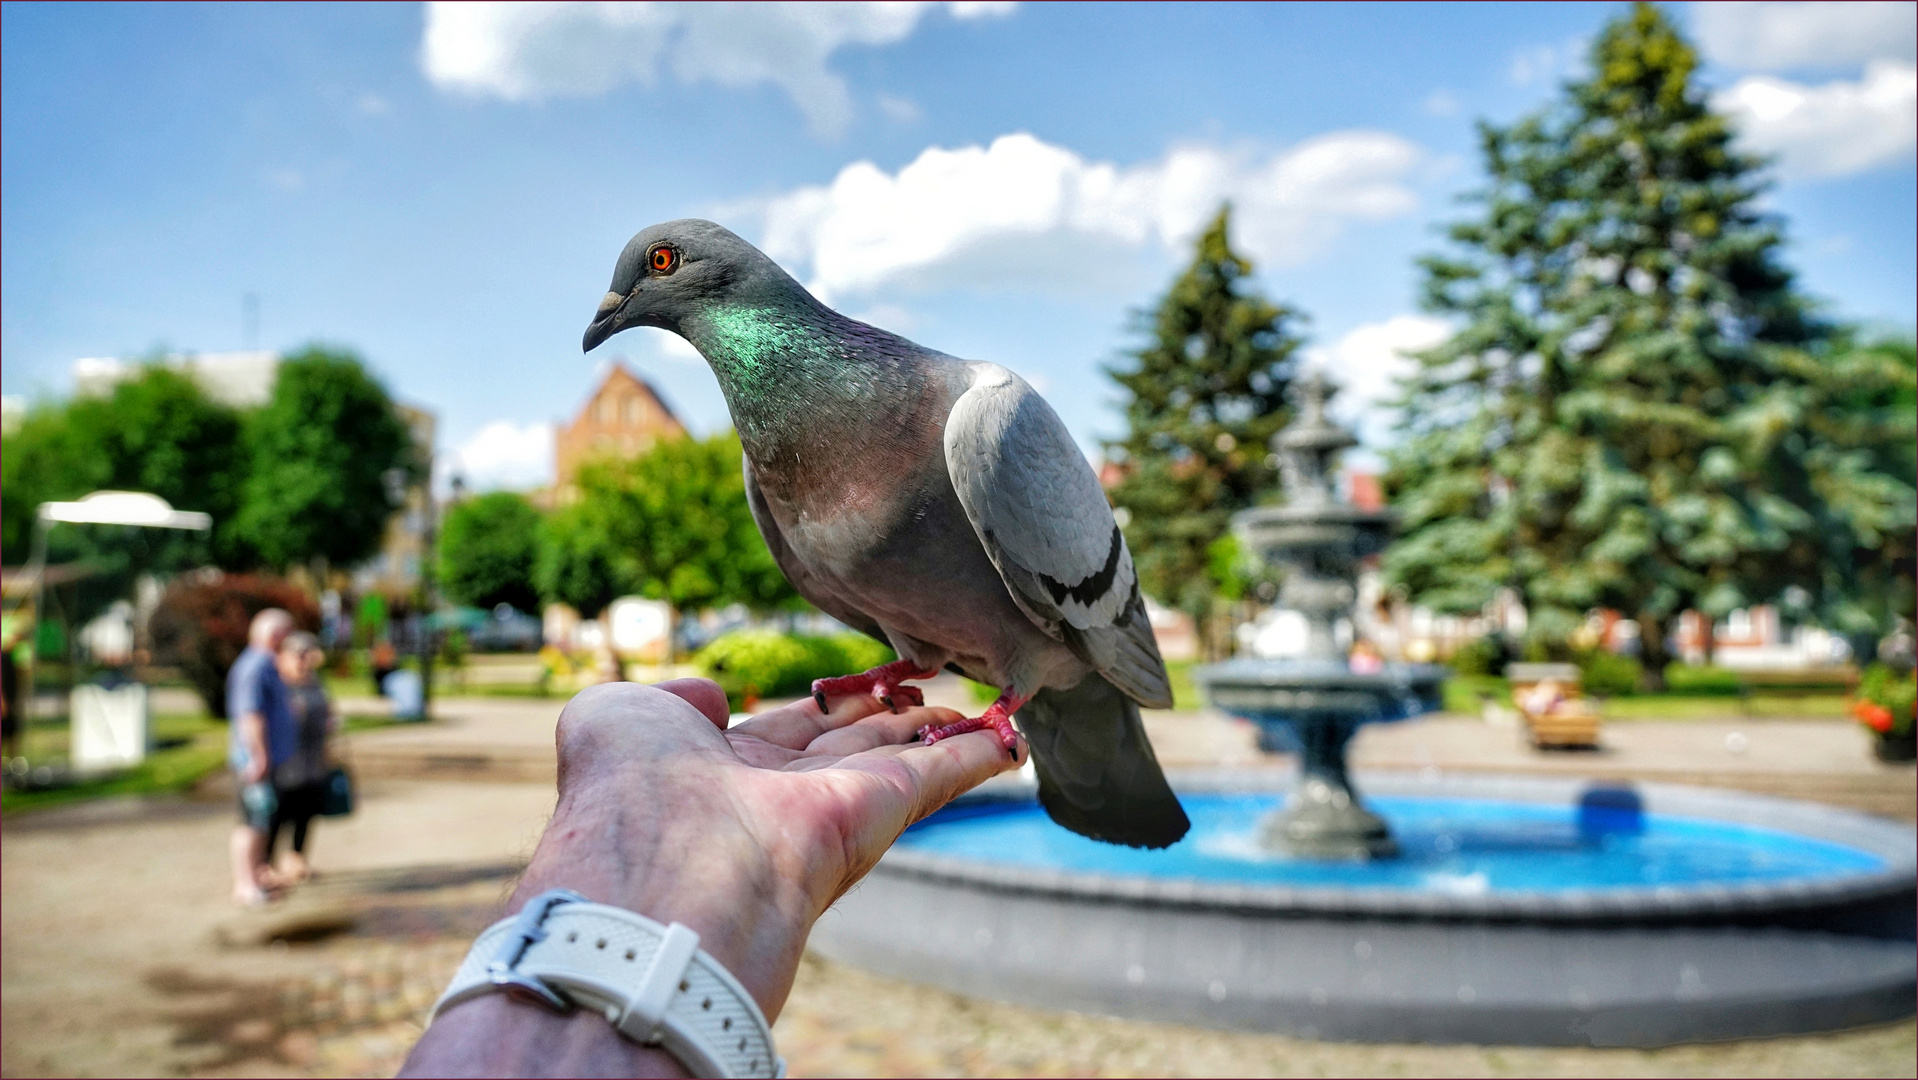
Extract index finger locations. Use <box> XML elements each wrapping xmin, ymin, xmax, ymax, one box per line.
<box><xmin>728</xmin><ymin>691</ymin><xmax>888</xmax><ymax>750</ymax></box>
<box><xmin>845</xmin><ymin>728</ymin><xmax>1029</xmax><ymax>827</ymax></box>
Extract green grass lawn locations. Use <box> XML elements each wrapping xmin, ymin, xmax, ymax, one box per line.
<box><xmin>2</xmin><ymin>711</ymin><xmax>229</xmax><ymax>816</ymax></box>
<box><xmin>2</xmin><ymin>702</ymin><xmax>417</xmax><ymax>816</ymax></box>
<box><xmin>1441</xmin><ymin>674</ymin><xmax>1848</xmax><ymax>721</ymax></box>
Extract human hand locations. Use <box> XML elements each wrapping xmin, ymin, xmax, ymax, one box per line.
<box><xmin>242</xmin><ymin>757</ymin><xmax>266</xmax><ymax>784</ymax></box>
<box><xmin>403</xmin><ymin>678</ymin><xmax>1025</xmax><ymax>1077</ymax></box>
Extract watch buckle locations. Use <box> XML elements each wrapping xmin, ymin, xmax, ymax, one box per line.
<box><xmin>485</xmin><ymin>888</ymin><xmax>586</xmax><ymax>1012</ymax></box>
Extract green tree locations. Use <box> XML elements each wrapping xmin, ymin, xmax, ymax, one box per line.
<box><xmin>2</xmin><ymin>364</ymin><xmax>245</xmax><ymax>571</ymax></box>
<box><xmin>579</xmin><ymin>432</ymin><xmax>797</xmax><ymax>614</ymax></box>
<box><xmin>1106</xmin><ymin>207</ymin><xmax>1303</xmax><ymax>651</ymax></box>
<box><xmin>440</xmin><ymin>491</ymin><xmax>542</xmax><ymax>613</ymax></box>
<box><xmin>534</xmin><ymin>499</ymin><xmax>626</xmax><ymax>620</ymax></box>
<box><xmin>233</xmin><ymin>346</ymin><xmax>415</xmax><ymax>571</ymax></box>
<box><xmin>1384</xmin><ymin>3</ymin><xmax>1916</xmax><ymax>683</ymax></box>
<box><xmin>534</xmin><ymin>433</ymin><xmax>797</xmax><ymax>633</ymax></box>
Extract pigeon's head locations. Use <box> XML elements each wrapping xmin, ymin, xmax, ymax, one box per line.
<box><xmin>582</xmin><ymin>219</ymin><xmax>781</xmax><ymax>351</ymax></box>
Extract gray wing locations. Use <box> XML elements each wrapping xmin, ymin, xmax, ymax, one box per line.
<box><xmin>943</xmin><ymin>364</ymin><xmax>1173</xmax><ymax>709</ymax></box>
<box><xmin>742</xmin><ymin>454</ymin><xmax>888</xmax><ymax>646</ymax></box>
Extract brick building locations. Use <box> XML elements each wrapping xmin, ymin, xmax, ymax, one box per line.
<box><xmin>553</xmin><ymin>362</ymin><xmax>686</xmax><ymax>500</ymax></box>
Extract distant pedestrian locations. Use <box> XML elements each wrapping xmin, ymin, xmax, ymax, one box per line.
<box><xmin>370</xmin><ymin>639</ymin><xmax>398</xmax><ymax>696</ymax></box>
<box><xmin>227</xmin><ymin>608</ymin><xmax>296</xmax><ymax>906</ymax></box>
<box><xmin>269</xmin><ymin>631</ymin><xmax>336</xmax><ymax>887</ymax></box>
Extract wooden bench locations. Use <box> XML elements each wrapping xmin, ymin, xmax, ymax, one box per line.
<box><xmin>1506</xmin><ymin>662</ymin><xmax>1602</xmax><ymax>750</ymax></box>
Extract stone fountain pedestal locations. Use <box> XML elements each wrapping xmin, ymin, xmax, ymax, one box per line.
<box><xmin>1202</xmin><ymin>659</ymin><xmax>1442</xmax><ymax>858</ymax></box>
<box><xmin>1198</xmin><ymin>372</ymin><xmax>1444</xmax><ymax>860</ymax></box>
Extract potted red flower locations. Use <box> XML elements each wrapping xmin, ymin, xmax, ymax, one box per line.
<box><xmin>1853</xmin><ymin>664</ymin><xmax>1916</xmax><ymax>763</ymax></box>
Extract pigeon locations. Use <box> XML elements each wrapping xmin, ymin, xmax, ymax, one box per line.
<box><xmin>583</xmin><ymin>219</ymin><xmax>1189</xmax><ymax>849</ymax></box>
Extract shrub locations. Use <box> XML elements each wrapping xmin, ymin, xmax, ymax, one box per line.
<box><xmin>147</xmin><ymin>573</ymin><xmax>320</xmax><ymax>718</ymax></box>
<box><xmin>1578</xmin><ymin>651</ymin><xmax>1643</xmax><ymax>697</ymax></box>
<box><xmin>1663</xmin><ymin>664</ymin><xmax>1744</xmax><ymax>696</ymax></box>
<box><xmin>1855</xmin><ymin>663</ymin><xmax>1916</xmax><ymax>737</ymax></box>
<box><xmin>1448</xmin><ymin>637</ymin><xmax>1507</xmax><ymax>677</ymax></box>
<box><xmin>695</xmin><ymin>630</ymin><xmax>896</xmax><ymax>710</ymax></box>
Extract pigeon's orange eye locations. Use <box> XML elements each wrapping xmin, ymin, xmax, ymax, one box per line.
<box><xmin>649</xmin><ymin>246</ymin><xmax>678</xmax><ymax>274</ymax></box>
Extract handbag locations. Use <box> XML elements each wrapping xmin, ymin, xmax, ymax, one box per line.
<box><xmin>319</xmin><ymin>765</ymin><xmax>354</xmax><ymax>817</ymax></box>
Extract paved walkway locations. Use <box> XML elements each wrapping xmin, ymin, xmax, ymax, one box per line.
<box><xmin>3</xmin><ymin>684</ymin><xmax>1912</xmax><ymax>1077</ymax></box>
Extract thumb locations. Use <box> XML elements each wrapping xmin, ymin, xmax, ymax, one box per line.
<box><xmin>653</xmin><ymin>678</ymin><xmax>731</xmax><ymax>730</ymax></box>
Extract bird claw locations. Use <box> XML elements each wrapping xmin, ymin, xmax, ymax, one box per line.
<box><xmin>919</xmin><ymin>693</ymin><xmax>1025</xmax><ymax>753</ymax></box>
<box><xmin>811</xmin><ymin>660</ymin><xmax>936</xmax><ymax>715</ymax></box>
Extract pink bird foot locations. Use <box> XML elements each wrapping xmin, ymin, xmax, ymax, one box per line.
<box><xmin>812</xmin><ymin>658</ymin><xmax>938</xmax><ymax>714</ymax></box>
<box><xmin>919</xmin><ymin>691</ymin><xmax>1030</xmax><ymax>755</ymax></box>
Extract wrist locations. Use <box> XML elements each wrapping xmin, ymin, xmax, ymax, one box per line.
<box><xmin>508</xmin><ymin>775</ymin><xmax>815</xmax><ymax>1018</ymax></box>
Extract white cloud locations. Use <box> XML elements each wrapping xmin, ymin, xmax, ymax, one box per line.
<box><xmin>452</xmin><ymin>420</ymin><xmax>554</xmax><ymax>491</ymax></box>
<box><xmin>876</xmin><ymin>92</ymin><xmax>922</xmax><ymax>123</ymax></box>
<box><xmin>1510</xmin><ymin>44</ymin><xmax>1563</xmax><ymax>86</ymax></box>
<box><xmin>1301</xmin><ymin>315</ymin><xmax>1451</xmax><ymax>448</ymax></box>
<box><xmin>357</xmin><ymin>92</ymin><xmax>391</xmax><ymax>115</ymax></box>
<box><xmin>420</xmin><ymin>1</ymin><xmax>1013</xmax><ymax>138</ymax></box>
<box><xmin>1692</xmin><ymin>1</ymin><xmax>1915</xmax><ymax>71</ymax></box>
<box><xmin>1422</xmin><ymin>90</ymin><xmax>1461</xmax><ymax>117</ymax></box>
<box><xmin>1716</xmin><ymin>60</ymin><xmax>1917</xmax><ymax>177</ymax></box>
<box><xmin>754</xmin><ymin>131</ymin><xmax>1423</xmax><ymax>300</ymax></box>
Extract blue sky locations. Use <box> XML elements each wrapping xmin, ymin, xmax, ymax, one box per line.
<box><xmin>4</xmin><ymin>1</ymin><xmax>1913</xmax><ymax>489</ymax></box>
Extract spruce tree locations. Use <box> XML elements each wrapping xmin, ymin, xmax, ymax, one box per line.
<box><xmin>1107</xmin><ymin>207</ymin><xmax>1303</xmax><ymax>652</ymax></box>
<box><xmin>1384</xmin><ymin>3</ymin><xmax>1915</xmax><ymax>684</ymax></box>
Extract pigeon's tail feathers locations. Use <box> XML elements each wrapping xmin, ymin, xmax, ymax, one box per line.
<box><xmin>1016</xmin><ymin>674</ymin><xmax>1190</xmax><ymax>849</ymax></box>
<box><xmin>1064</xmin><ymin>585</ymin><xmax>1173</xmax><ymax>710</ymax></box>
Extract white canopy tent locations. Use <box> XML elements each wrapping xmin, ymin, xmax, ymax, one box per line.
<box><xmin>37</xmin><ymin>490</ymin><xmax>213</xmax><ymax>531</ymax></box>
<box><xmin>13</xmin><ymin>492</ymin><xmax>214</xmax><ymax>773</ymax></box>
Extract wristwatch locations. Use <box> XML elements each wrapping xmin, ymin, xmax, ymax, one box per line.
<box><xmin>433</xmin><ymin>890</ymin><xmax>783</xmax><ymax>1078</ymax></box>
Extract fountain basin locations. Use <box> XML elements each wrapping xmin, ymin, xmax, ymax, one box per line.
<box><xmin>809</xmin><ymin>772</ymin><xmax>1915</xmax><ymax>1046</ymax></box>
<box><xmin>1198</xmin><ymin>659</ymin><xmax>1447</xmax><ymax>745</ymax></box>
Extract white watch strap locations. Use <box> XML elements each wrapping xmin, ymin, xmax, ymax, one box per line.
<box><xmin>433</xmin><ymin>890</ymin><xmax>783</xmax><ymax>1078</ymax></box>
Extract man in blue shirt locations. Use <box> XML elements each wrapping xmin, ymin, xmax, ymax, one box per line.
<box><xmin>228</xmin><ymin>608</ymin><xmax>296</xmax><ymax>905</ymax></box>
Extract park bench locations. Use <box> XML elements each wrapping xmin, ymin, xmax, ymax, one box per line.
<box><xmin>1505</xmin><ymin>662</ymin><xmax>1602</xmax><ymax>750</ymax></box>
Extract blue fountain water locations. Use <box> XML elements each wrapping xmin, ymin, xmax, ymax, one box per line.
<box><xmin>899</xmin><ymin>794</ymin><xmax>1886</xmax><ymax>893</ymax></box>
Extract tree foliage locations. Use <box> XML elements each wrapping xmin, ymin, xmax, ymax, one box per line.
<box><xmin>533</xmin><ymin>500</ymin><xmax>625</xmax><ymax>620</ymax></box>
<box><xmin>1105</xmin><ymin>207</ymin><xmax>1303</xmax><ymax>642</ymax></box>
<box><xmin>1383</xmin><ymin>3</ymin><xmax>1916</xmax><ymax>678</ymax></box>
<box><xmin>233</xmin><ymin>346</ymin><xmax>416</xmax><ymax>571</ymax></box>
<box><xmin>534</xmin><ymin>432</ymin><xmax>795</xmax><ymax>620</ymax></box>
<box><xmin>440</xmin><ymin>491</ymin><xmax>542</xmax><ymax>613</ymax></box>
<box><xmin>3</xmin><ymin>364</ymin><xmax>246</xmax><ymax>568</ymax></box>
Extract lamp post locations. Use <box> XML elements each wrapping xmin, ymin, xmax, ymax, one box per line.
<box><xmin>419</xmin><ymin>460</ymin><xmax>437</xmax><ymax>718</ymax></box>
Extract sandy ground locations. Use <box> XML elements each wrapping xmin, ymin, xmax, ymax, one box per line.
<box><xmin>3</xmin><ymin>687</ymin><xmax>1912</xmax><ymax>1078</ymax></box>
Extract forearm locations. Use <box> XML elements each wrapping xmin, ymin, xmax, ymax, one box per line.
<box><xmin>239</xmin><ymin>712</ymin><xmax>268</xmax><ymax>767</ymax></box>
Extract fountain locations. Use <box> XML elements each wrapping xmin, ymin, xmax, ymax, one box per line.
<box><xmin>806</xmin><ymin>375</ymin><xmax>1916</xmax><ymax>1046</ymax></box>
<box><xmin>1195</xmin><ymin>372</ymin><xmax>1444</xmax><ymax>858</ymax></box>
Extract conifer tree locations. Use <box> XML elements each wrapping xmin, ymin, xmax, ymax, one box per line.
<box><xmin>1385</xmin><ymin>3</ymin><xmax>1915</xmax><ymax>683</ymax></box>
<box><xmin>1107</xmin><ymin>207</ymin><xmax>1303</xmax><ymax>651</ymax></box>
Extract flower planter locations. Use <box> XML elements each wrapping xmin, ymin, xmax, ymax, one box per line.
<box><xmin>1873</xmin><ymin>732</ymin><xmax>1917</xmax><ymax>764</ymax></box>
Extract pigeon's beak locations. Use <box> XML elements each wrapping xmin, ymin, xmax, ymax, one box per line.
<box><xmin>582</xmin><ymin>290</ymin><xmax>627</xmax><ymax>352</ymax></box>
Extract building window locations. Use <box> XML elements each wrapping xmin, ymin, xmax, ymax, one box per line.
<box><xmin>625</xmin><ymin>396</ymin><xmax>643</xmax><ymax>425</ymax></box>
